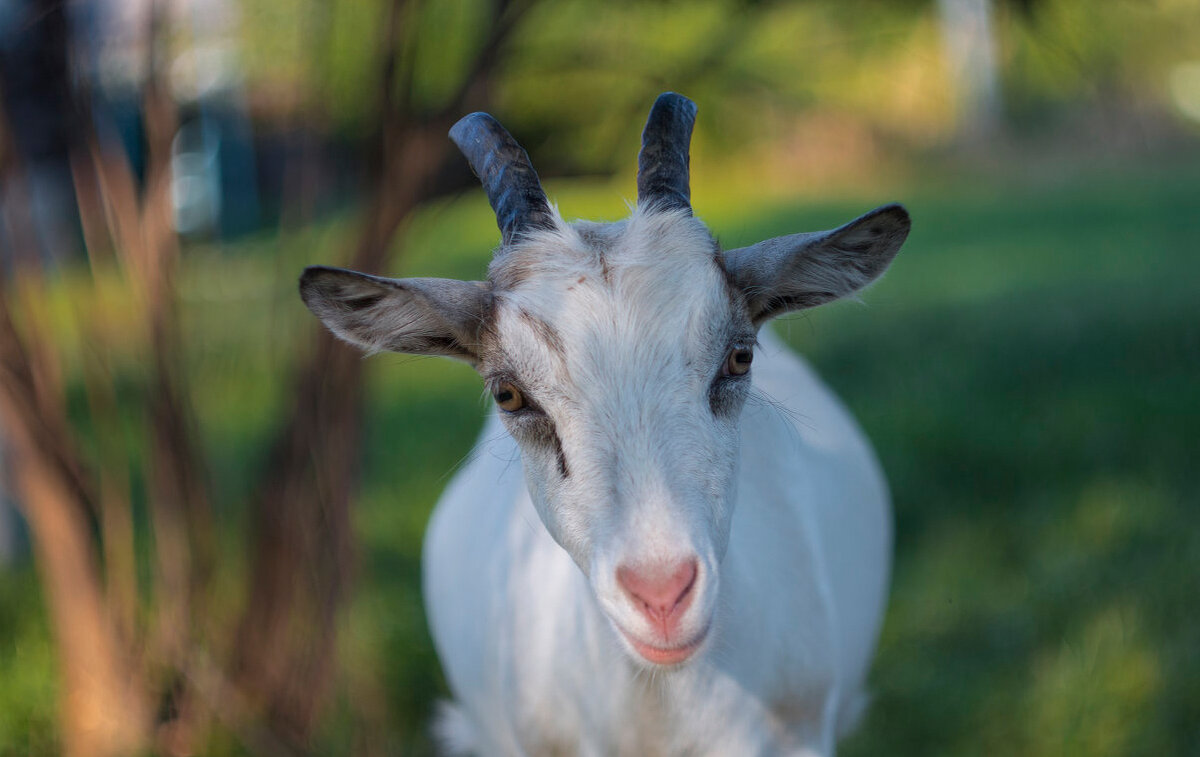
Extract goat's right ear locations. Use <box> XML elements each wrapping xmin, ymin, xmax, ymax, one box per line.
<box><xmin>724</xmin><ymin>204</ymin><xmax>910</xmax><ymax>324</ymax></box>
<box><xmin>299</xmin><ymin>266</ymin><xmax>491</xmax><ymax>363</ymax></box>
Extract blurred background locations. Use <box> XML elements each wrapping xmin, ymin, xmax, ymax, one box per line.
<box><xmin>0</xmin><ymin>0</ymin><xmax>1198</xmax><ymax>754</ymax></box>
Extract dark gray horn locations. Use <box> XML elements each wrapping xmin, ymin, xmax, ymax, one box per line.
<box><xmin>450</xmin><ymin>113</ymin><xmax>556</xmax><ymax>247</ymax></box>
<box><xmin>637</xmin><ymin>92</ymin><xmax>698</xmax><ymax>213</ymax></box>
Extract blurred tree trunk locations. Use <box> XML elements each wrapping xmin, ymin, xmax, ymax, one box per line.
<box><xmin>233</xmin><ymin>0</ymin><xmax>534</xmax><ymax>744</ymax></box>
<box><xmin>0</xmin><ymin>0</ymin><xmax>213</xmax><ymax>753</ymax></box>
<box><xmin>0</xmin><ymin>2</ymin><xmax>152</xmax><ymax>755</ymax></box>
<box><xmin>231</xmin><ymin>121</ymin><xmax>469</xmax><ymax>744</ymax></box>
<box><xmin>1</xmin><ymin>0</ymin><xmax>540</xmax><ymax>751</ymax></box>
<box><xmin>0</xmin><ymin>452</ymin><xmax>12</xmax><ymax>564</ymax></box>
<box><xmin>0</xmin><ymin>269</ymin><xmax>151</xmax><ymax>757</ymax></box>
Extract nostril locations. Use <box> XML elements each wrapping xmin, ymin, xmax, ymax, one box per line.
<box><xmin>617</xmin><ymin>559</ymin><xmax>699</xmax><ymax>621</ymax></box>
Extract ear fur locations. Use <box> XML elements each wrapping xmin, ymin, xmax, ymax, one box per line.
<box><xmin>299</xmin><ymin>266</ymin><xmax>491</xmax><ymax>363</ymax></box>
<box><xmin>724</xmin><ymin>204</ymin><xmax>910</xmax><ymax>323</ymax></box>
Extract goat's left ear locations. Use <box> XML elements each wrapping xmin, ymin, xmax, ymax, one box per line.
<box><xmin>299</xmin><ymin>265</ymin><xmax>491</xmax><ymax>363</ymax></box>
<box><xmin>724</xmin><ymin>204</ymin><xmax>910</xmax><ymax>324</ymax></box>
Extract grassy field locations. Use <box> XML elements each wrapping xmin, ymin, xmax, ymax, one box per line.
<box><xmin>1</xmin><ymin>164</ymin><xmax>1198</xmax><ymax>755</ymax></box>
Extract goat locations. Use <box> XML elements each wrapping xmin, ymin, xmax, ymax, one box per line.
<box><xmin>300</xmin><ymin>93</ymin><xmax>910</xmax><ymax>756</ymax></box>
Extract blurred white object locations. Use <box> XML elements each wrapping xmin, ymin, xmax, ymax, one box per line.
<box><xmin>1169</xmin><ymin>62</ymin><xmax>1200</xmax><ymax>123</ymax></box>
<box><xmin>171</xmin><ymin>119</ymin><xmax>222</xmax><ymax>236</ymax></box>
<box><xmin>938</xmin><ymin>0</ymin><xmax>1002</xmax><ymax>139</ymax></box>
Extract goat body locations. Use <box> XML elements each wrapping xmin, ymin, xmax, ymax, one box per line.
<box><xmin>426</xmin><ymin>326</ymin><xmax>889</xmax><ymax>757</ymax></box>
<box><xmin>300</xmin><ymin>94</ymin><xmax>908</xmax><ymax>756</ymax></box>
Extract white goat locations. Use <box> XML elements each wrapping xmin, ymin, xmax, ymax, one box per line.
<box><xmin>300</xmin><ymin>93</ymin><xmax>910</xmax><ymax>756</ymax></box>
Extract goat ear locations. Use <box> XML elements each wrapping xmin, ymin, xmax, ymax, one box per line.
<box><xmin>724</xmin><ymin>204</ymin><xmax>910</xmax><ymax>324</ymax></box>
<box><xmin>299</xmin><ymin>266</ymin><xmax>491</xmax><ymax>363</ymax></box>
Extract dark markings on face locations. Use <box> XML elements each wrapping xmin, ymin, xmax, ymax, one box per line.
<box><xmin>709</xmin><ymin>373</ymin><xmax>747</xmax><ymax>416</ymax></box>
<box><xmin>599</xmin><ymin>253</ymin><xmax>613</xmax><ymax>285</ymax></box>
<box><xmin>710</xmin><ymin>237</ymin><xmax>751</xmax><ymax>317</ymax></box>
<box><xmin>518</xmin><ymin>307</ymin><xmax>565</xmax><ymax>357</ymax></box>
<box><xmin>489</xmin><ymin>383</ymin><xmax>570</xmax><ymax>479</ymax></box>
<box><xmin>551</xmin><ymin>428</ymin><xmax>570</xmax><ymax>478</ymax></box>
<box><xmin>575</xmin><ymin>223</ymin><xmax>617</xmax><ymax>252</ymax></box>
<box><xmin>488</xmin><ymin>248</ymin><xmax>535</xmax><ymax>292</ymax></box>
<box><xmin>471</xmin><ymin>316</ymin><xmax>505</xmax><ymax>372</ymax></box>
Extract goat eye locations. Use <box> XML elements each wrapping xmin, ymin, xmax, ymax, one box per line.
<box><xmin>724</xmin><ymin>348</ymin><xmax>753</xmax><ymax>377</ymax></box>
<box><xmin>493</xmin><ymin>382</ymin><xmax>525</xmax><ymax>412</ymax></box>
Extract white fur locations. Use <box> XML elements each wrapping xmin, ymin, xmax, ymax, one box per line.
<box><xmin>421</xmin><ymin>208</ymin><xmax>892</xmax><ymax>755</ymax></box>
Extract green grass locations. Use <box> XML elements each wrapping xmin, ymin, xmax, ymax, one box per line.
<box><xmin>0</xmin><ymin>568</ymin><xmax>59</xmax><ymax>757</ymax></box>
<box><xmin>1</xmin><ymin>164</ymin><xmax>1197</xmax><ymax>754</ymax></box>
<box><xmin>805</xmin><ymin>171</ymin><xmax>1200</xmax><ymax>756</ymax></box>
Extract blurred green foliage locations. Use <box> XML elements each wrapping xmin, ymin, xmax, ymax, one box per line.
<box><xmin>0</xmin><ymin>569</ymin><xmax>58</xmax><ymax>757</ymax></box>
<box><xmin>800</xmin><ymin>169</ymin><xmax>1200</xmax><ymax>756</ymax></box>
<box><xmin>235</xmin><ymin>0</ymin><xmax>1200</xmax><ymax>160</ymax></box>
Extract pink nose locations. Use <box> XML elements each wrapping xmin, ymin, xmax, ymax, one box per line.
<box><xmin>617</xmin><ymin>559</ymin><xmax>698</xmax><ymax>635</ymax></box>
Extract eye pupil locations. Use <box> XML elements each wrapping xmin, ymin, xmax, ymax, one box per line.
<box><xmin>493</xmin><ymin>381</ymin><xmax>525</xmax><ymax>412</ymax></box>
<box><xmin>725</xmin><ymin>348</ymin><xmax>753</xmax><ymax>376</ymax></box>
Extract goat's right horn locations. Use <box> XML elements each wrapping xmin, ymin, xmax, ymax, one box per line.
<box><xmin>450</xmin><ymin>113</ymin><xmax>556</xmax><ymax>247</ymax></box>
<box><xmin>637</xmin><ymin>92</ymin><xmax>697</xmax><ymax>214</ymax></box>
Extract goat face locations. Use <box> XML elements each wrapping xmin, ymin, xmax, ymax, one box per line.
<box><xmin>299</xmin><ymin>93</ymin><xmax>909</xmax><ymax>669</ymax></box>
<box><xmin>479</xmin><ymin>208</ymin><xmax>749</xmax><ymax>665</ymax></box>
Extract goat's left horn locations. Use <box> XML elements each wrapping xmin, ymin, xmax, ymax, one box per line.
<box><xmin>450</xmin><ymin>112</ymin><xmax>556</xmax><ymax>247</ymax></box>
<box><xmin>637</xmin><ymin>92</ymin><xmax>697</xmax><ymax>214</ymax></box>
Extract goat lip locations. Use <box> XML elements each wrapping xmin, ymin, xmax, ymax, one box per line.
<box><xmin>620</xmin><ymin>625</ymin><xmax>709</xmax><ymax>667</ymax></box>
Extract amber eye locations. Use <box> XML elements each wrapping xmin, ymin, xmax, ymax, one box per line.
<box><xmin>725</xmin><ymin>348</ymin><xmax>753</xmax><ymax>377</ymax></box>
<box><xmin>493</xmin><ymin>381</ymin><xmax>525</xmax><ymax>412</ymax></box>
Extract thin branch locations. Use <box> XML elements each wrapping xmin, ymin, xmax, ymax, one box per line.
<box><xmin>440</xmin><ymin>0</ymin><xmax>531</xmax><ymax>118</ymax></box>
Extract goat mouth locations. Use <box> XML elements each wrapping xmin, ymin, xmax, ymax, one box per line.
<box><xmin>619</xmin><ymin>624</ymin><xmax>710</xmax><ymax>667</ymax></box>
